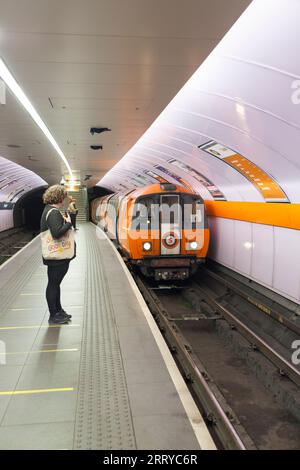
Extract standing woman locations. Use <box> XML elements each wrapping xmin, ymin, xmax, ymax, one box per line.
<box><xmin>41</xmin><ymin>185</ymin><xmax>76</xmax><ymax>324</ymax></box>
<box><xmin>68</xmin><ymin>196</ymin><xmax>78</xmax><ymax>230</ymax></box>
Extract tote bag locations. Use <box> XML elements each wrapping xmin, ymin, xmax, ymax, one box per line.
<box><xmin>41</xmin><ymin>208</ymin><xmax>75</xmax><ymax>260</ymax></box>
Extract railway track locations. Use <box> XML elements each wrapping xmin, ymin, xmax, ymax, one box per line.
<box><xmin>0</xmin><ymin>228</ymin><xmax>35</xmax><ymax>265</ymax></box>
<box><xmin>191</xmin><ymin>280</ymin><xmax>300</xmax><ymax>389</ymax></box>
<box><xmin>132</xmin><ymin>266</ymin><xmax>300</xmax><ymax>450</ymax></box>
<box><xmin>202</xmin><ymin>266</ymin><xmax>300</xmax><ymax>337</ymax></box>
<box><xmin>193</xmin><ymin>265</ymin><xmax>300</xmax><ymax>388</ymax></box>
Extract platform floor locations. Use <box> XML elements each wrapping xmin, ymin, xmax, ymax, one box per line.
<box><xmin>0</xmin><ymin>223</ymin><xmax>215</xmax><ymax>450</ymax></box>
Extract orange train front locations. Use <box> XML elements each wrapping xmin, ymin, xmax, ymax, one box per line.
<box><xmin>91</xmin><ymin>183</ymin><xmax>210</xmax><ymax>281</ymax></box>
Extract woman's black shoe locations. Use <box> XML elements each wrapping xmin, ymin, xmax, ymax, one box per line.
<box><xmin>60</xmin><ymin>309</ymin><xmax>72</xmax><ymax>319</ymax></box>
<box><xmin>48</xmin><ymin>312</ymin><xmax>70</xmax><ymax>324</ymax></box>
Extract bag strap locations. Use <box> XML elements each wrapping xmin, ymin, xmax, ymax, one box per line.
<box><xmin>45</xmin><ymin>207</ymin><xmax>58</xmax><ymax>224</ymax></box>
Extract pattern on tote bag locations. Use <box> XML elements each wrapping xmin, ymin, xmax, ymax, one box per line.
<box><xmin>41</xmin><ymin>208</ymin><xmax>75</xmax><ymax>260</ymax></box>
<box><xmin>47</xmin><ymin>231</ymin><xmax>72</xmax><ymax>253</ymax></box>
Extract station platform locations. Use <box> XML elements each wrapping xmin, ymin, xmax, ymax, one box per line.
<box><xmin>0</xmin><ymin>223</ymin><xmax>215</xmax><ymax>450</ymax></box>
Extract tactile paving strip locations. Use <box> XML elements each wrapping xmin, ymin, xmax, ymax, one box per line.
<box><xmin>0</xmin><ymin>243</ymin><xmax>42</xmax><ymax>317</ymax></box>
<box><xmin>73</xmin><ymin>225</ymin><xmax>136</xmax><ymax>450</ymax></box>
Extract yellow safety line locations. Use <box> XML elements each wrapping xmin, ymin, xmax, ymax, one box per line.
<box><xmin>20</xmin><ymin>293</ymin><xmax>83</xmax><ymax>296</ymax></box>
<box><xmin>0</xmin><ymin>348</ymin><xmax>79</xmax><ymax>356</ymax></box>
<box><xmin>0</xmin><ymin>387</ymin><xmax>74</xmax><ymax>396</ymax></box>
<box><xmin>0</xmin><ymin>324</ymin><xmax>81</xmax><ymax>330</ymax></box>
<box><xmin>63</xmin><ymin>305</ymin><xmax>83</xmax><ymax>309</ymax></box>
<box><xmin>20</xmin><ymin>293</ymin><xmax>44</xmax><ymax>296</ymax></box>
<box><xmin>10</xmin><ymin>308</ymin><xmax>42</xmax><ymax>311</ymax></box>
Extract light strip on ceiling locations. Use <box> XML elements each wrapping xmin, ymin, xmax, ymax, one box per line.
<box><xmin>0</xmin><ymin>57</ymin><xmax>74</xmax><ymax>180</ymax></box>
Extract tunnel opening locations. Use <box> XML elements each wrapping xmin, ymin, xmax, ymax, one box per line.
<box><xmin>13</xmin><ymin>187</ymin><xmax>47</xmax><ymax>235</ymax></box>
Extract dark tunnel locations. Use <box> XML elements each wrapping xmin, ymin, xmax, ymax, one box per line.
<box><xmin>13</xmin><ymin>187</ymin><xmax>47</xmax><ymax>234</ymax></box>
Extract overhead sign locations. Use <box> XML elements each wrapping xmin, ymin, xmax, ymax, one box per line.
<box><xmin>144</xmin><ymin>169</ymin><xmax>169</xmax><ymax>184</ymax></box>
<box><xmin>64</xmin><ymin>170</ymin><xmax>81</xmax><ymax>191</ymax></box>
<box><xmin>168</xmin><ymin>158</ymin><xmax>226</xmax><ymax>200</ymax></box>
<box><xmin>0</xmin><ymin>202</ymin><xmax>14</xmax><ymax>209</ymax></box>
<box><xmin>154</xmin><ymin>165</ymin><xmax>194</xmax><ymax>191</ymax></box>
<box><xmin>199</xmin><ymin>141</ymin><xmax>289</xmax><ymax>202</ymax></box>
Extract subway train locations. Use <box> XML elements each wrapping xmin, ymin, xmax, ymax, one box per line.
<box><xmin>91</xmin><ymin>183</ymin><xmax>210</xmax><ymax>280</ymax></box>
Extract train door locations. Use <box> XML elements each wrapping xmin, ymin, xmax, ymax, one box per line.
<box><xmin>160</xmin><ymin>194</ymin><xmax>181</xmax><ymax>255</ymax></box>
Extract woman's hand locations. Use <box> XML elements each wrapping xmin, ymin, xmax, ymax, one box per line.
<box><xmin>63</xmin><ymin>213</ymin><xmax>71</xmax><ymax>224</ymax></box>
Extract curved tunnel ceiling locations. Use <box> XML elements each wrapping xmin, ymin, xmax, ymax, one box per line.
<box><xmin>0</xmin><ymin>155</ymin><xmax>47</xmax><ymax>204</ymax></box>
<box><xmin>99</xmin><ymin>0</ymin><xmax>300</xmax><ymax>204</ymax></box>
<box><xmin>0</xmin><ymin>0</ymin><xmax>251</xmax><ymax>187</ymax></box>
<box><xmin>0</xmin><ymin>155</ymin><xmax>47</xmax><ymax>231</ymax></box>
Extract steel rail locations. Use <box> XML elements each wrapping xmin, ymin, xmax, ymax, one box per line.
<box><xmin>134</xmin><ymin>273</ymin><xmax>252</xmax><ymax>450</ymax></box>
<box><xmin>203</xmin><ymin>267</ymin><xmax>300</xmax><ymax>337</ymax></box>
<box><xmin>192</xmin><ymin>283</ymin><xmax>300</xmax><ymax>388</ymax></box>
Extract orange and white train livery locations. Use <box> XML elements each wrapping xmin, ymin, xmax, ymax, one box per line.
<box><xmin>91</xmin><ymin>183</ymin><xmax>210</xmax><ymax>281</ymax></box>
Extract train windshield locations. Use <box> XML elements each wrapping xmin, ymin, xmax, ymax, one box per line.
<box><xmin>131</xmin><ymin>194</ymin><xmax>205</xmax><ymax>231</ymax></box>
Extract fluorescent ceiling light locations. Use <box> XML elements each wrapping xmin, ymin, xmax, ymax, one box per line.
<box><xmin>0</xmin><ymin>57</ymin><xmax>73</xmax><ymax>180</ymax></box>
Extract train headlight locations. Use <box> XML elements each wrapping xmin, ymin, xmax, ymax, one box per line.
<box><xmin>143</xmin><ymin>242</ymin><xmax>152</xmax><ymax>251</ymax></box>
<box><xmin>189</xmin><ymin>241</ymin><xmax>198</xmax><ymax>250</ymax></box>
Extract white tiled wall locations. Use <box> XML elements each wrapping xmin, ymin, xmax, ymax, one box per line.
<box><xmin>0</xmin><ymin>210</ymin><xmax>13</xmax><ymax>232</ymax></box>
<box><xmin>273</xmin><ymin>227</ymin><xmax>300</xmax><ymax>300</ymax></box>
<box><xmin>209</xmin><ymin>217</ymin><xmax>235</xmax><ymax>267</ymax></box>
<box><xmin>233</xmin><ymin>220</ymin><xmax>252</xmax><ymax>276</ymax></box>
<box><xmin>252</xmin><ymin>224</ymin><xmax>274</xmax><ymax>287</ymax></box>
<box><xmin>208</xmin><ymin>217</ymin><xmax>300</xmax><ymax>304</ymax></box>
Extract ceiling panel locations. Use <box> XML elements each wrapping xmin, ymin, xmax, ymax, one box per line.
<box><xmin>10</xmin><ymin>62</ymin><xmax>197</xmax><ymax>86</ymax></box>
<box><xmin>0</xmin><ymin>33</ymin><xmax>216</xmax><ymax>65</ymax></box>
<box><xmin>0</xmin><ymin>0</ymin><xmax>252</xmax><ymax>185</ymax></box>
<box><xmin>50</xmin><ymin>98</ymin><xmax>152</xmax><ymax>111</ymax></box>
<box><xmin>0</xmin><ymin>0</ymin><xmax>250</xmax><ymax>38</ymax></box>
<box><xmin>100</xmin><ymin>0</ymin><xmax>300</xmax><ymax>203</ymax></box>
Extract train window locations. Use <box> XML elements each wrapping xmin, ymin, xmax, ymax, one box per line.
<box><xmin>182</xmin><ymin>196</ymin><xmax>204</xmax><ymax>230</ymax></box>
<box><xmin>107</xmin><ymin>194</ymin><xmax>119</xmax><ymax>221</ymax></box>
<box><xmin>160</xmin><ymin>195</ymin><xmax>180</xmax><ymax>225</ymax></box>
<box><xmin>131</xmin><ymin>196</ymin><xmax>158</xmax><ymax>230</ymax></box>
<box><xmin>107</xmin><ymin>199</ymin><xmax>116</xmax><ymax>221</ymax></box>
<box><xmin>193</xmin><ymin>200</ymin><xmax>204</xmax><ymax>228</ymax></box>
